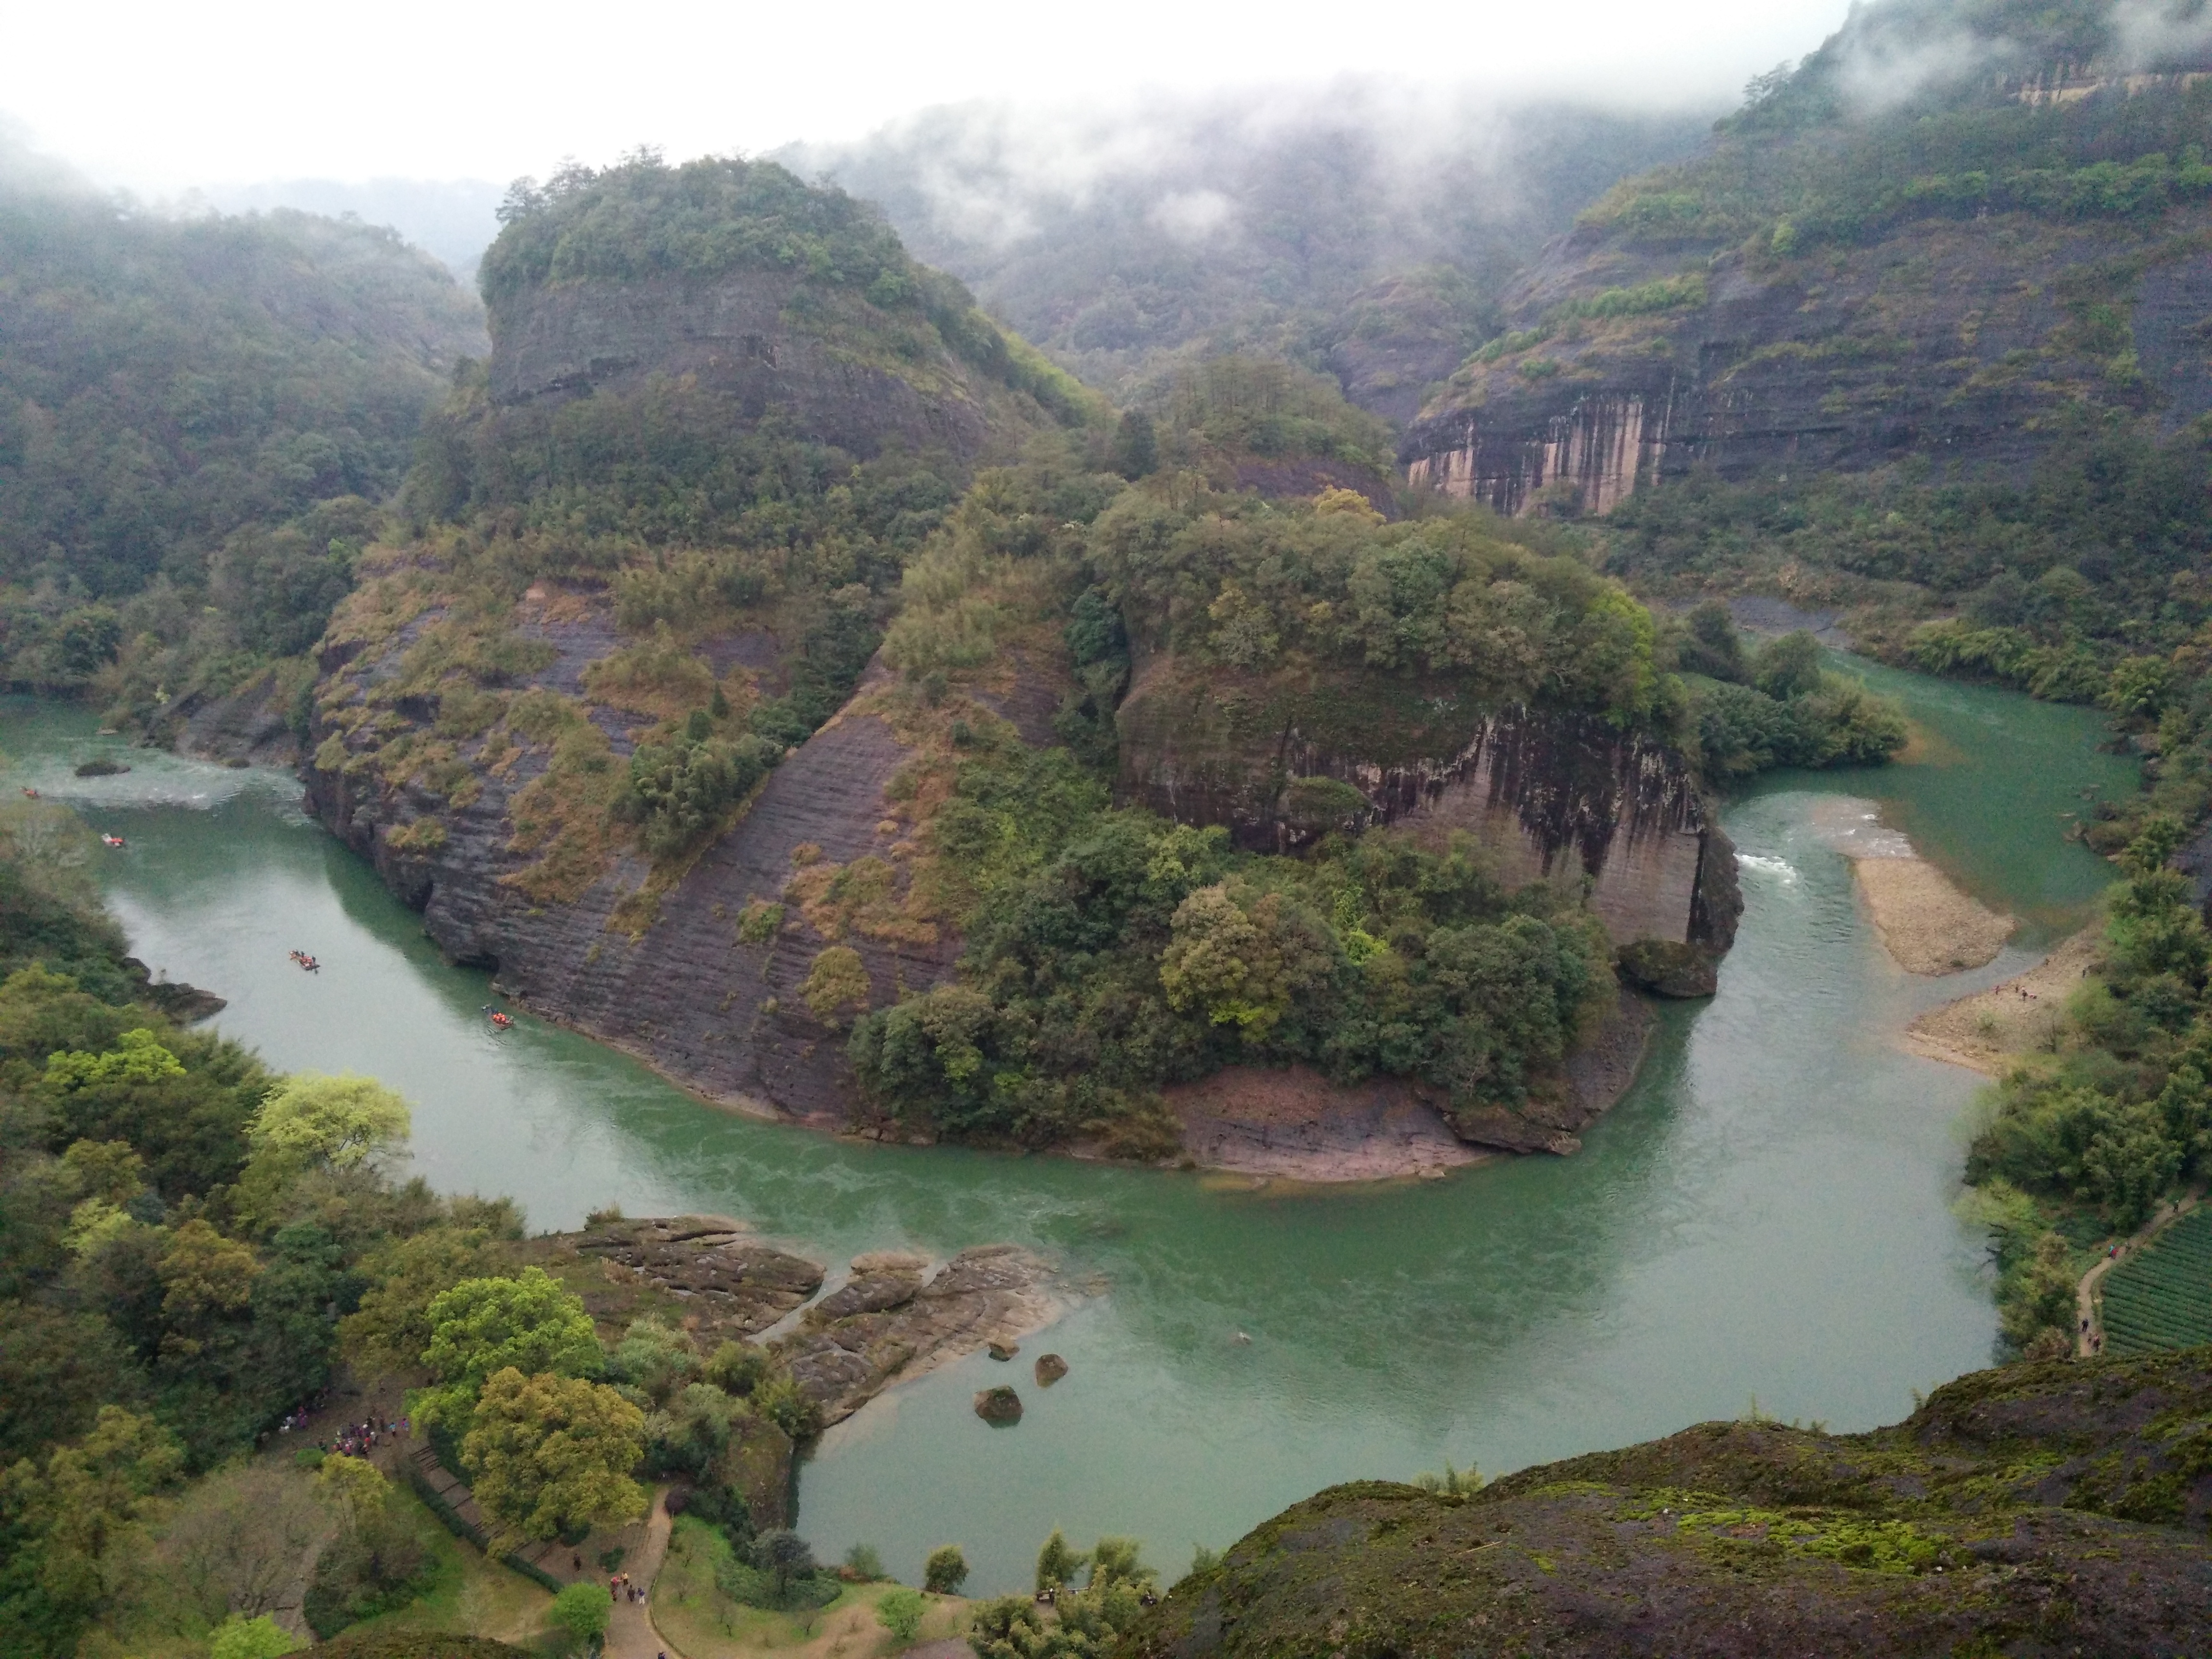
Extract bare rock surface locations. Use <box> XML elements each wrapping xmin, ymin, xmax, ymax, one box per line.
<box><xmin>775</xmin><ymin>1244</ymin><xmax>1061</xmax><ymax>1426</ymax></box>
<box><xmin>1165</xmin><ymin>1065</ymin><xmax>1484</xmax><ymax>1182</ymax></box>
<box><xmin>571</xmin><ymin>1215</ymin><xmax>825</xmax><ymax>1342</ymax></box>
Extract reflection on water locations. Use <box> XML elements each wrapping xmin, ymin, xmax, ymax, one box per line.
<box><xmin>0</xmin><ymin>668</ymin><xmax>2135</xmax><ymax>1594</ymax></box>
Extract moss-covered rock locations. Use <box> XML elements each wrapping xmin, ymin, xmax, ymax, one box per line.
<box><xmin>1617</xmin><ymin>938</ymin><xmax>1720</xmax><ymax>998</ymax></box>
<box><xmin>1130</xmin><ymin>1348</ymin><xmax>2212</xmax><ymax>1658</ymax></box>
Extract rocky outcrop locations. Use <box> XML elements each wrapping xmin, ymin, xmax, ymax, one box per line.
<box><xmin>772</xmin><ymin>1245</ymin><xmax>1059</xmax><ymax>1426</ymax></box>
<box><xmin>542</xmin><ymin>1218</ymin><xmax>1060</xmax><ymax>1432</ymax></box>
<box><xmin>488</xmin><ymin>271</ymin><xmax>1004</xmax><ymax>461</ymax></box>
<box><xmin>162</xmin><ymin>669</ymin><xmax>303</xmax><ymax>768</ymax></box>
<box><xmin>1404</xmin><ymin>206</ymin><xmax>2212</xmax><ymax>517</ymax></box>
<box><xmin>1116</xmin><ymin>653</ymin><xmax>1738</xmax><ymax>956</ymax></box>
<box><xmin>570</xmin><ymin>1215</ymin><xmax>825</xmax><ymax>1343</ymax></box>
<box><xmin>1163</xmin><ymin>989</ymin><xmax>1656</xmax><ymax>1167</ymax></box>
<box><xmin>304</xmin><ymin>588</ymin><xmax>960</xmax><ymax>1126</ymax></box>
<box><xmin>1130</xmin><ymin>1347</ymin><xmax>2212</xmax><ymax>1659</ymax></box>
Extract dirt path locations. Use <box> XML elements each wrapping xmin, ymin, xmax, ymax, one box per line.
<box><xmin>610</xmin><ymin>1491</ymin><xmax>677</xmax><ymax>1659</ymax></box>
<box><xmin>2078</xmin><ymin>1188</ymin><xmax>2203</xmax><ymax>1357</ymax></box>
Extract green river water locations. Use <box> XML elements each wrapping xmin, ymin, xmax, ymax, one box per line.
<box><xmin>0</xmin><ymin>657</ymin><xmax>2138</xmax><ymax>1595</ymax></box>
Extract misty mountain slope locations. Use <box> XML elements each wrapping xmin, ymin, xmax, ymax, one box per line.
<box><xmin>782</xmin><ymin>95</ymin><xmax>1714</xmax><ymax>420</ymax></box>
<box><xmin>0</xmin><ymin>132</ymin><xmax>488</xmax><ymax>721</ymax></box>
<box><xmin>1401</xmin><ymin>0</ymin><xmax>2212</xmax><ymax>513</ymax></box>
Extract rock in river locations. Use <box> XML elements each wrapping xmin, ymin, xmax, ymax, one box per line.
<box><xmin>1034</xmin><ymin>1353</ymin><xmax>1069</xmax><ymax>1386</ymax></box>
<box><xmin>974</xmin><ymin>1385</ymin><xmax>1022</xmax><ymax>1424</ymax></box>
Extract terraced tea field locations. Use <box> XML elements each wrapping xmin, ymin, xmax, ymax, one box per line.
<box><xmin>2102</xmin><ymin>1207</ymin><xmax>2212</xmax><ymax>1355</ymax></box>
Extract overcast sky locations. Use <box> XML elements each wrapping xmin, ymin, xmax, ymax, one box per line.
<box><xmin>6</xmin><ymin>0</ymin><xmax>1852</xmax><ymax>194</ymax></box>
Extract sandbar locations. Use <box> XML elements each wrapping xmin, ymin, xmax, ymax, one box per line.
<box><xmin>1904</xmin><ymin>926</ymin><xmax>2097</xmax><ymax>1074</ymax></box>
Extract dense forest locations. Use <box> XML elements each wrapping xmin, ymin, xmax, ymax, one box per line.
<box><xmin>0</xmin><ymin>132</ymin><xmax>485</xmax><ymax>736</ymax></box>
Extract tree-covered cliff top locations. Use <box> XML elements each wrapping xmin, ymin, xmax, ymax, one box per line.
<box><xmin>474</xmin><ymin>152</ymin><xmax>1096</xmax><ymax>428</ymax></box>
<box><xmin>481</xmin><ymin>153</ymin><xmax>921</xmax><ymax>308</ymax></box>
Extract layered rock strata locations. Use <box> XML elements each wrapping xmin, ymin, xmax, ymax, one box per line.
<box><xmin>1116</xmin><ymin>653</ymin><xmax>1741</xmax><ymax>960</ymax></box>
<box><xmin>1404</xmin><ymin>206</ymin><xmax>2212</xmax><ymax>517</ymax></box>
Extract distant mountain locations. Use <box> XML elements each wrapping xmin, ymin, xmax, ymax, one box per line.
<box><xmin>780</xmin><ymin>91</ymin><xmax>1716</xmax><ymax>420</ymax></box>
<box><xmin>1401</xmin><ymin>0</ymin><xmax>2212</xmax><ymax>511</ymax></box>
<box><xmin>204</xmin><ymin>176</ymin><xmax>505</xmax><ymax>278</ymax></box>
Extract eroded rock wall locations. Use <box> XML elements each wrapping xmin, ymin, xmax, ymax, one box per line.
<box><xmin>1404</xmin><ymin>206</ymin><xmax>2212</xmax><ymax>516</ymax></box>
<box><xmin>1116</xmin><ymin>653</ymin><xmax>1736</xmax><ymax>954</ymax></box>
<box><xmin>305</xmin><ymin>596</ymin><xmax>953</xmax><ymax>1126</ymax></box>
<box><xmin>489</xmin><ymin>272</ymin><xmax>999</xmax><ymax>459</ymax></box>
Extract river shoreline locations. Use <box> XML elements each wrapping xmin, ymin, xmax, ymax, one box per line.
<box><xmin>1904</xmin><ymin>926</ymin><xmax>2099</xmax><ymax>1074</ymax></box>
<box><xmin>517</xmin><ymin>978</ymin><xmax>1662</xmax><ymax>1186</ymax></box>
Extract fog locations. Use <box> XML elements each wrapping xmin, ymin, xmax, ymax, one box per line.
<box><xmin>3</xmin><ymin>0</ymin><xmax>1846</xmax><ymax>196</ymax></box>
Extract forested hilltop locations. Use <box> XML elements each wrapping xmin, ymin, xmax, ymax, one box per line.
<box><xmin>784</xmin><ymin>96</ymin><xmax>1711</xmax><ymax>420</ymax></box>
<box><xmin>299</xmin><ymin>149</ymin><xmax>1912</xmax><ymax>1170</ymax></box>
<box><xmin>0</xmin><ymin>132</ymin><xmax>486</xmax><ymax>749</ymax></box>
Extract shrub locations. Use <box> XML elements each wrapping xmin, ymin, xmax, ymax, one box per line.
<box><xmin>877</xmin><ymin>1585</ymin><xmax>926</xmax><ymax>1641</ymax></box>
<box><xmin>549</xmin><ymin>1582</ymin><xmax>612</xmax><ymax>1645</ymax></box>
<box><xmin>923</xmin><ymin>1543</ymin><xmax>969</xmax><ymax>1595</ymax></box>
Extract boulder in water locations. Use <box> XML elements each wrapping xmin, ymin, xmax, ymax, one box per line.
<box><xmin>1034</xmin><ymin>1353</ymin><xmax>1069</xmax><ymax>1386</ymax></box>
<box><xmin>987</xmin><ymin>1340</ymin><xmax>1019</xmax><ymax>1361</ymax></box>
<box><xmin>73</xmin><ymin>758</ymin><xmax>129</xmax><ymax>778</ymax></box>
<box><xmin>974</xmin><ymin>1385</ymin><xmax>1022</xmax><ymax>1424</ymax></box>
<box><xmin>1616</xmin><ymin>939</ymin><xmax>1719</xmax><ymax>998</ymax></box>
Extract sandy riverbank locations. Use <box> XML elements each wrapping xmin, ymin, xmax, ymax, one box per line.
<box><xmin>1854</xmin><ymin>857</ymin><xmax>2018</xmax><ymax>974</ymax></box>
<box><xmin>1810</xmin><ymin>800</ymin><xmax>2017</xmax><ymax>974</ymax></box>
<box><xmin>1903</xmin><ymin>926</ymin><xmax>2098</xmax><ymax>1074</ymax></box>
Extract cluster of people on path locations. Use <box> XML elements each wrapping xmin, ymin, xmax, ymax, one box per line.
<box><xmin>289</xmin><ymin>949</ymin><xmax>322</xmax><ymax>972</ymax></box>
<box><xmin>268</xmin><ymin>1405</ymin><xmax>409</xmax><ymax>1459</ymax></box>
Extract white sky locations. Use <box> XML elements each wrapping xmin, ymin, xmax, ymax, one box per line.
<box><xmin>4</xmin><ymin>0</ymin><xmax>1852</xmax><ymax>193</ymax></box>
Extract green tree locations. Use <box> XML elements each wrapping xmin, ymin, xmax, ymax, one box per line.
<box><xmin>339</xmin><ymin>1226</ymin><xmax>511</xmax><ymax>1376</ymax></box>
<box><xmin>877</xmin><ymin>1585</ymin><xmax>926</xmax><ymax>1641</ymax></box>
<box><xmin>550</xmin><ymin>1581</ymin><xmax>613</xmax><ymax>1646</ymax></box>
<box><xmin>1752</xmin><ymin>629</ymin><xmax>1825</xmax><ymax>700</ymax></box>
<box><xmin>923</xmin><ymin>1543</ymin><xmax>968</xmax><ymax>1595</ymax></box>
<box><xmin>754</xmin><ymin>1528</ymin><xmax>816</xmax><ymax>1601</ymax></box>
<box><xmin>249</xmin><ymin>1072</ymin><xmax>411</xmax><ymax>1169</ymax></box>
<box><xmin>1034</xmin><ymin>1528</ymin><xmax>1088</xmax><ymax>1595</ymax></box>
<box><xmin>421</xmin><ymin>1267</ymin><xmax>601</xmax><ymax>1396</ymax></box>
<box><xmin>460</xmin><ymin>1367</ymin><xmax>647</xmax><ymax>1550</ymax></box>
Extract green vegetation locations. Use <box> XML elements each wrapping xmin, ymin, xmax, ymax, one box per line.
<box><xmin>1469</xmin><ymin>274</ymin><xmax>1708</xmax><ymax>364</ymax></box>
<box><xmin>2101</xmin><ymin>1205</ymin><xmax>2212</xmax><ymax>1353</ymax></box>
<box><xmin>0</xmin><ymin>131</ymin><xmax>481</xmax><ymax>733</ymax></box>
<box><xmin>0</xmin><ymin>797</ymin><xmax>830</xmax><ymax>1656</ymax></box>
<box><xmin>481</xmin><ymin>154</ymin><xmax>1089</xmax><ymax>425</ymax></box>
<box><xmin>970</xmin><ymin>1533</ymin><xmax>1156</xmax><ymax>1659</ymax></box>
<box><xmin>1584</xmin><ymin>0</ymin><xmax>2212</xmax><ymax>254</ymax></box>
<box><xmin>1127</xmin><ymin>1346</ymin><xmax>2212</xmax><ymax>1656</ymax></box>
<box><xmin>1959</xmin><ymin>818</ymin><xmax>2212</xmax><ymax>1351</ymax></box>
<box><xmin>1666</xmin><ymin>606</ymin><xmax>1908</xmax><ymax>776</ymax></box>
<box><xmin>1607</xmin><ymin>419</ymin><xmax>2212</xmax><ymax>843</ymax></box>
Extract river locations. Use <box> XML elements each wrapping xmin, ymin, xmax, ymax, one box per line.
<box><xmin>0</xmin><ymin>657</ymin><xmax>2136</xmax><ymax>1595</ymax></box>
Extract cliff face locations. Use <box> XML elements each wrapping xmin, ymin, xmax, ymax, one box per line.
<box><xmin>1116</xmin><ymin>651</ymin><xmax>1739</xmax><ymax>958</ymax></box>
<box><xmin>1133</xmin><ymin>1347</ymin><xmax>2212</xmax><ymax>1659</ymax></box>
<box><xmin>306</xmin><ymin>598</ymin><xmax>965</xmax><ymax>1125</ymax></box>
<box><xmin>1403</xmin><ymin>204</ymin><xmax>2212</xmax><ymax>517</ymax></box>
<box><xmin>487</xmin><ymin>270</ymin><xmax>1002</xmax><ymax>460</ymax></box>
